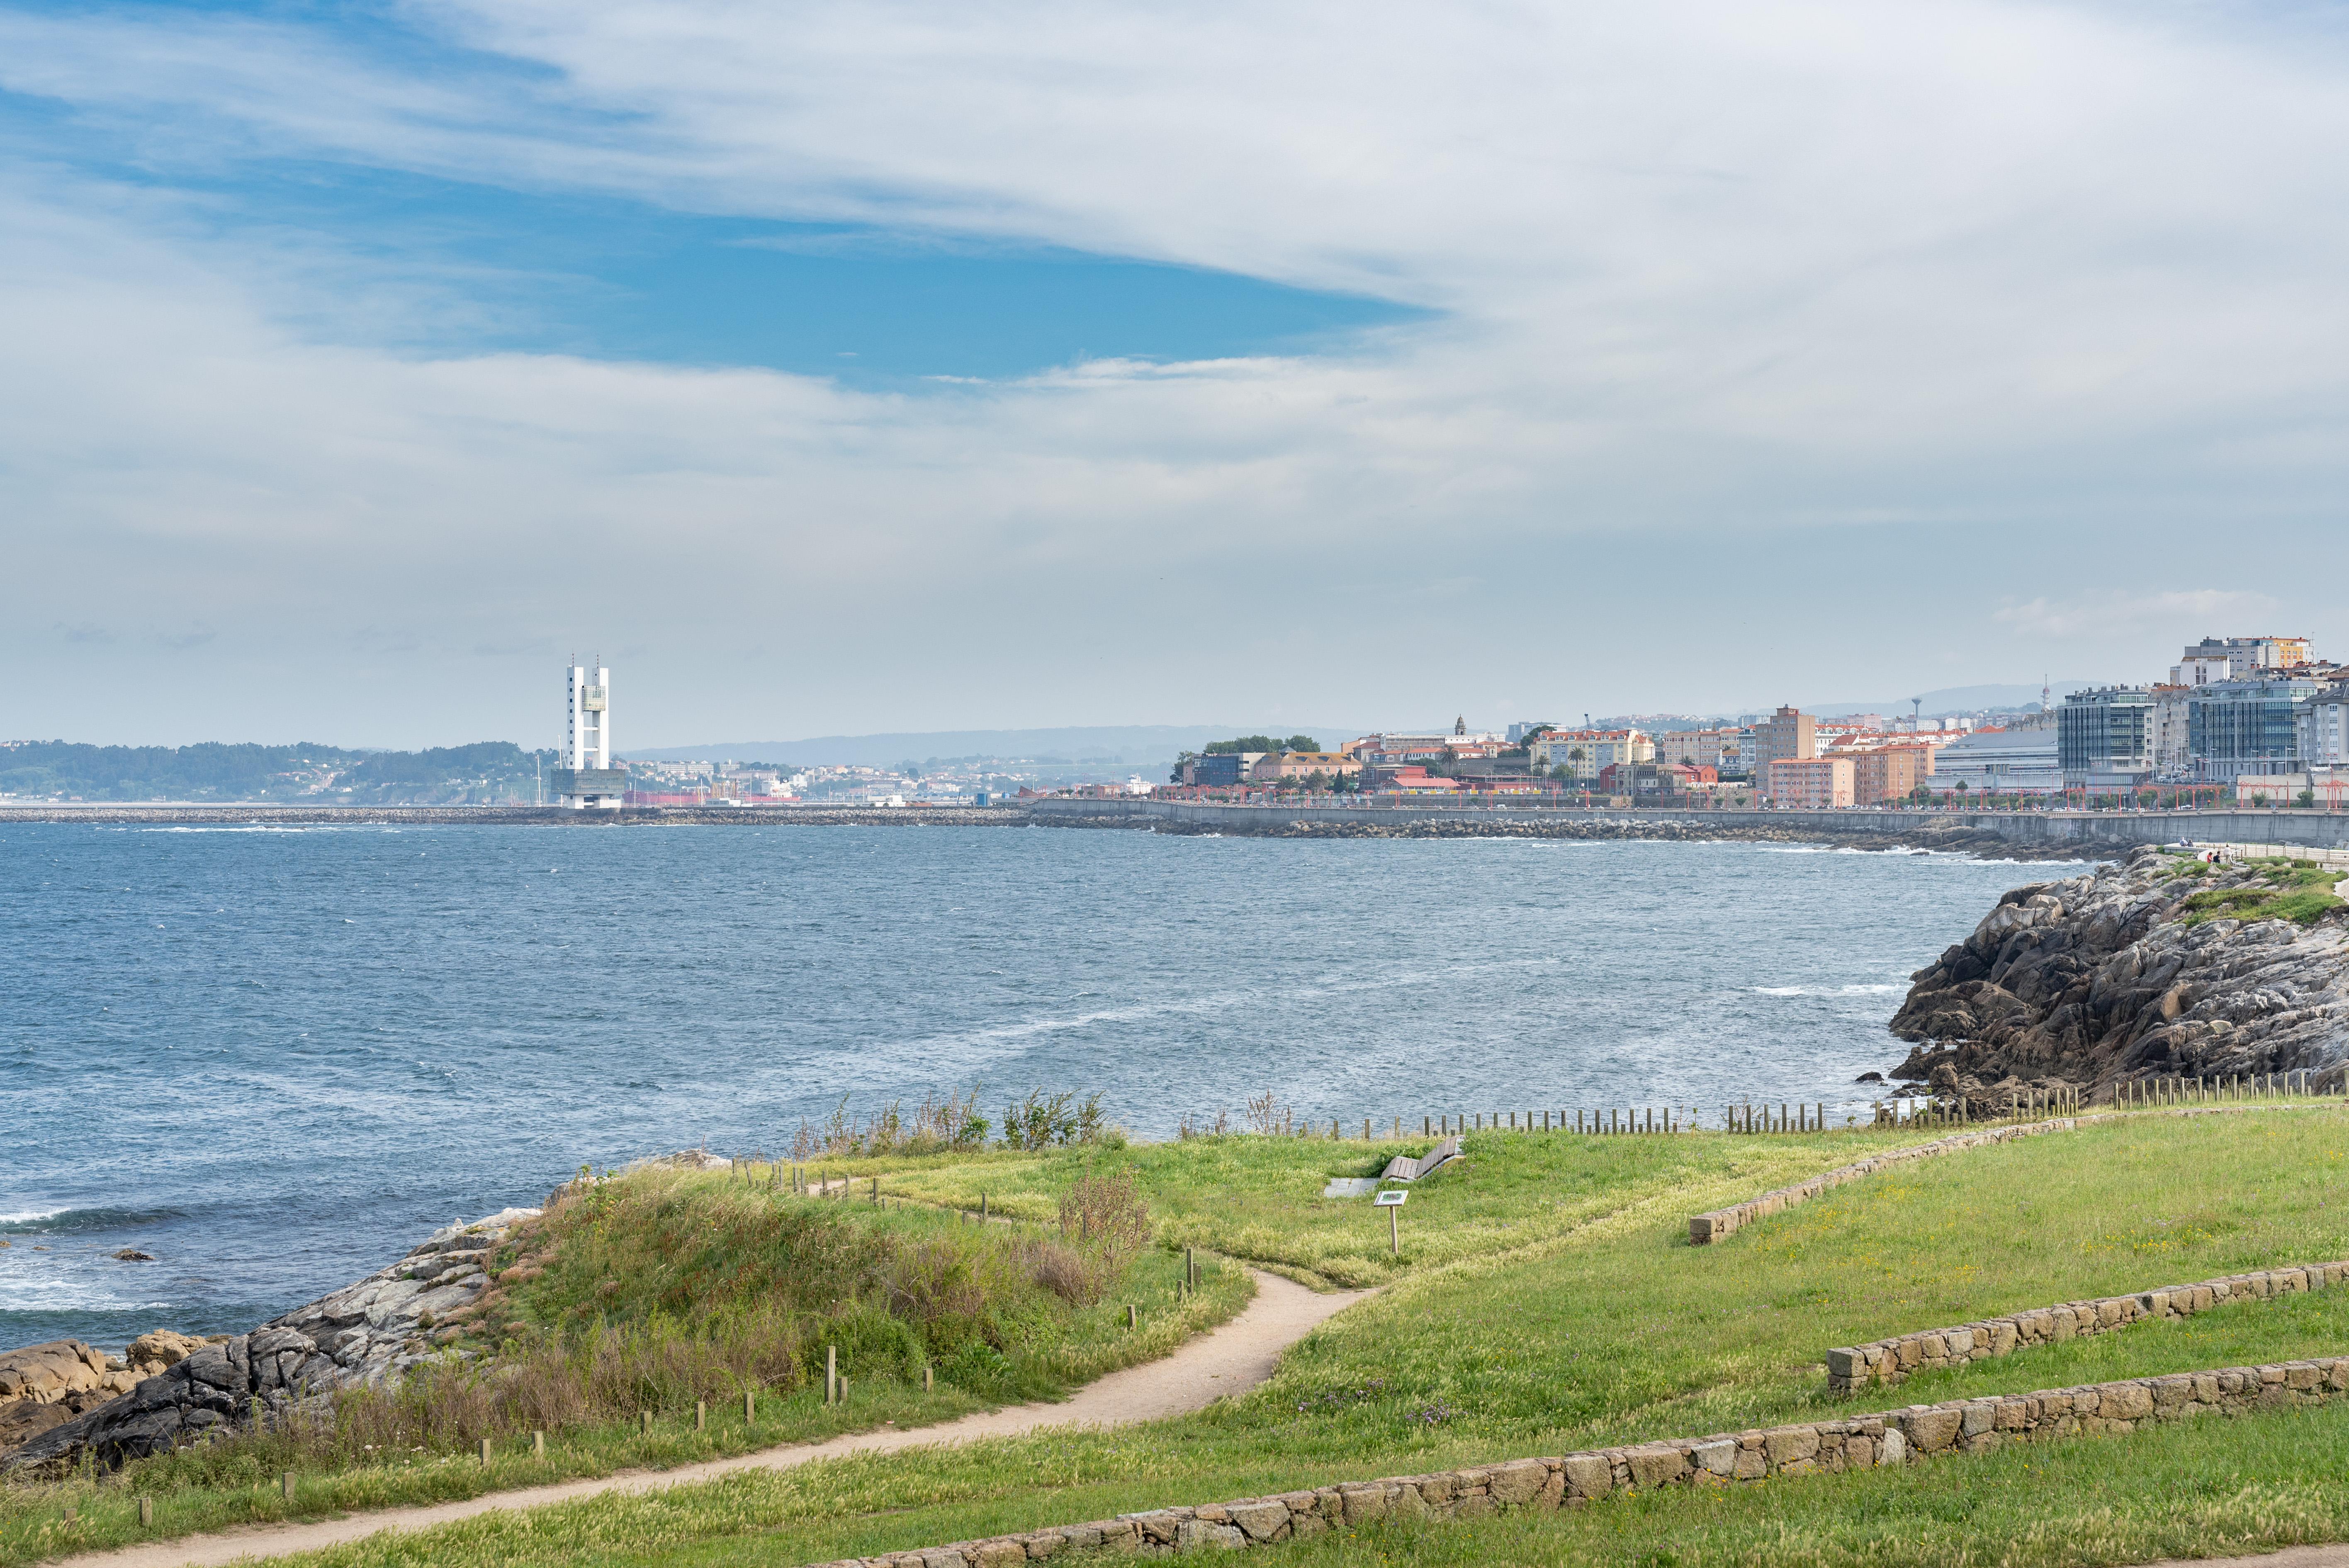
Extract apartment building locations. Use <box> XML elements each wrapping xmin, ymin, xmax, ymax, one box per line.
<box><xmin>1751</xmin><ymin>706</ymin><xmax>1817</xmax><ymax>799</ymax></box>
<box><xmin>1651</xmin><ymin>728</ymin><xmax>1741</xmax><ymax>771</ymax></box>
<box><xmin>2171</xmin><ymin>636</ymin><xmax>2316</xmax><ymax>687</ymax></box>
<box><xmin>2189</xmin><ymin>675</ymin><xmax>2326</xmax><ymax>780</ymax></box>
<box><xmin>1767</xmin><ymin>756</ymin><xmax>1855</xmax><ymax>809</ymax></box>
<box><xmin>2297</xmin><ymin>686</ymin><xmax>2349</xmax><ymax>770</ymax></box>
<box><xmin>1850</xmin><ymin>745</ymin><xmax>1932</xmax><ymax>805</ymax></box>
<box><xmin>1529</xmin><ymin>729</ymin><xmax>1653</xmax><ymax>782</ymax></box>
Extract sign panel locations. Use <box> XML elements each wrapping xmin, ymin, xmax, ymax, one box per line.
<box><xmin>582</xmin><ymin>686</ymin><xmax>608</xmax><ymax>712</ymax></box>
<box><xmin>1374</xmin><ymin>1189</ymin><xmax>1408</xmax><ymax>1207</ymax></box>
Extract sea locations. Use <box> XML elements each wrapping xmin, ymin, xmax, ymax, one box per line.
<box><xmin>0</xmin><ymin>821</ymin><xmax>2072</xmax><ymax>1352</ymax></box>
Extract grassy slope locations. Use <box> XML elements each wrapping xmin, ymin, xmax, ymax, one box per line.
<box><xmin>54</xmin><ymin>1106</ymin><xmax>2349</xmax><ymax>1568</ymax></box>
<box><xmin>873</xmin><ymin>1123</ymin><xmax>1960</xmax><ymax>1288</ymax></box>
<box><xmin>0</xmin><ymin>1174</ymin><xmax>1253</xmax><ymax>1567</ymax></box>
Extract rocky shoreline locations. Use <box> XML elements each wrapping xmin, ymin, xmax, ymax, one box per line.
<box><xmin>1886</xmin><ymin>845</ymin><xmax>2349</xmax><ymax>1101</ymax></box>
<box><xmin>0</xmin><ymin>1208</ymin><xmax>538</xmax><ymax>1475</ymax></box>
<box><xmin>0</xmin><ymin>804</ymin><xmax>1029</xmax><ymax>827</ymax></box>
<box><xmin>1041</xmin><ymin>811</ymin><xmax>2094</xmax><ymax>861</ymax></box>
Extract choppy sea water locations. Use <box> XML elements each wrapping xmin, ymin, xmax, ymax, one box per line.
<box><xmin>0</xmin><ymin>822</ymin><xmax>2065</xmax><ymax>1351</ymax></box>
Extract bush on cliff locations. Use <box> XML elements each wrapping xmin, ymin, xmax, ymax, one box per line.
<box><xmin>78</xmin><ymin>1164</ymin><xmax>1179</xmax><ymax>1499</ymax></box>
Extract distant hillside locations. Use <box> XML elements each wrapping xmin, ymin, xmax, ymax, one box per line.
<box><xmin>0</xmin><ymin>740</ymin><xmax>554</xmax><ymax>805</ymax></box>
<box><xmin>1813</xmin><ymin>682</ymin><xmax>2104</xmax><ymax>718</ymax></box>
<box><xmin>631</xmin><ymin>724</ymin><xmax>1369</xmax><ymax>769</ymax></box>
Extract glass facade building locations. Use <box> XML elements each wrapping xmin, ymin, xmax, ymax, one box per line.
<box><xmin>2057</xmin><ymin>686</ymin><xmax>2154</xmax><ymax>785</ymax></box>
<box><xmin>2188</xmin><ymin>677</ymin><xmax>2322</xmax><ymax>780</ymax></box>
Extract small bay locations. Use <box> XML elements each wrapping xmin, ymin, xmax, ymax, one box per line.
<box><xmin>0</xmin><ymin>822</ymin><xmax>2054</xmax><ymax>1348</ymax></box>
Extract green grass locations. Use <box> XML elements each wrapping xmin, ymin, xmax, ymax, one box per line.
<box><xmin>16</xmin><ymin>1107</ymin><xmax>2342</xmax><ymax>1568</ymax></box>
<box><xmin>16</xmin><ymin>1109</ymin><xmax>2349</xmax><ymax>1568</ymax></box>
<box><xmin>874</xmin><ymin>1123</ymin><xmax>1955</xmax><ymax>1288</ymax></box>
<box><xmin>1252</xmin><ymin>1398</ymin><xmax>2349</xmax><ymax>1568</ymax></box>
<box><xmin>2174</xmin><ymin>857</ymin><xmax>2345</xmax><ymax>927</ymax></box>
<box><xmin>0</xmin><ymin>1172</ymin><xmax>1252</xmax><ymax>1566</ymax></box>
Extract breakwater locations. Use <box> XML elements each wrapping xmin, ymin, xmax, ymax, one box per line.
<box><xmin>1032</xmin><ymin>797</ymin><xmax>2349</xmax><ymax>856</ymax></box>
<box><xmin>0</xmin><ymin>804</ymin><xmax>1028</xmax><ymax>827</ymax></box>
<box><xmin>13</xmin><ymin>798</ymin><xmax>2349</xmax><ymax>855</ymax></box>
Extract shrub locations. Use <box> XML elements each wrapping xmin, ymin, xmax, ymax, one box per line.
<box><xmin>998</xmin><ymin>1090</ymin><xmax>1109</xmax><ymax>1150</ymax></box>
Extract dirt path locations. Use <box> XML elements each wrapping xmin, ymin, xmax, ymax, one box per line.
<box><xmin>49</xmin><ymin>1269</ymin><xmax>1366</xmax><ymax>1568</ymax></box>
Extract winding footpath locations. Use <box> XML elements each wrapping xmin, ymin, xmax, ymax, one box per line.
<box><xmin>46</xmin><ymin>1268</ymin><xmax>1366</xmax><ymax>1568</ymax></box>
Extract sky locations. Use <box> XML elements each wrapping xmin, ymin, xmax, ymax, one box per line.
<box><xmin>4</xmin><ymin>0</ymin><xmax>2347</xmax><ymax>750</ymax></box>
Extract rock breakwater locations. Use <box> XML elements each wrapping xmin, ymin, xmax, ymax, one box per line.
<box><xmin>1889</xmin><ymin>845</ymin><xmax>2349</xmax><ymax>1098</ymax></box>
<box><xmin>1051</xmin><ymin>813</ymin><xmax>2068</xmax><ymax>858</ymax></box>
<box><xmin>1</xmin><ymin>1207</ymin><xmax>537</xmax><ymax>1474</ymax></box>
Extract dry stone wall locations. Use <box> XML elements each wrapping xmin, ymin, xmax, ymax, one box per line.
<box><xmin>1829</xmin><ymin>1261</ymin><xmax>2349</xmax><ymax>1392</ymax></box>
<box><xmin>1688</xmin><ymin>1119</ymin><xmax>2074</xmax><ymax>1245</ymax></box>
<box><xmin>808</xmin><ymin>1356</ymin><xmax>2349</xmax><ymax>1568</ymax></box>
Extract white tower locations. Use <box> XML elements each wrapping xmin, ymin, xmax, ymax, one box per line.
<box><xmin>557</xmin><ymin>661</ymin><xmax>624</xmax><ymax>808</ymax></box>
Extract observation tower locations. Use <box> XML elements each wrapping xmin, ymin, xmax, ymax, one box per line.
<box><xmin>553</xmin><ymin>661</ymin><xmax>625</xmax><ymax>809</ymax></box>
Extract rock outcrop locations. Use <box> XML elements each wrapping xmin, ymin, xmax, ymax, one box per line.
<box><xmin>1889</xmin><ymin>845</ymin><xmax>2349</xmax><ymax>1098</ymax></box>
<box><xmin>2</xmin><ymin>1207</ymin><xmax>539</xmax><ymax>1474</ymax></box>
<box><xmin>0</xmin><ymin>1341</ymin><xmax>143</xmax><ymax>1453</ymax></box>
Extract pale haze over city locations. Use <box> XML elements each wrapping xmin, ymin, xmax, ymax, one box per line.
<box><xmin>5</xmin><ymin>2</ymin><xmax>2346</xmax><ymax>748</ymax></box>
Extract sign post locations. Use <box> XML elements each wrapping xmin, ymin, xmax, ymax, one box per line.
<box><xmin>1375</xmin><ymin>1188</ymin><xmax>1407</xmax><ymax>1256</ymax></box>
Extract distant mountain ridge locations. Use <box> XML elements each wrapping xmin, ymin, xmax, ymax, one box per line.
<box><xmin>1811</xmin><ymin>683</ymin><xmax>2106</xmax><ymax>719</ymax></box>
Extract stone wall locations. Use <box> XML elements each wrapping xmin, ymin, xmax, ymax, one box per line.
<box><xmin>1828</xmin><ymin>1261</ymin><xmax>2349</xmax><ymax>1393</ymax></box>
<box><xmin>807</xmin><ymin>1357</ymin><xmax>2349</xmax><ymax>1567</ymax></box>
<box><xmin>1687</xmin><ymin>1118</ymin><xmax>2075</xmax><ymax>1245</ymax></box>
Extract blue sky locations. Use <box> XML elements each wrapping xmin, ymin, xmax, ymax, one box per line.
<box><xmin>0</xmin><ymin>9</ymin><xmax>1421</xmax><ymax>383</ymax></box>
<box><xmin>2</xmin><ymin>0</ymin><xmax>2346</xmax><ymax>747</ymax></box>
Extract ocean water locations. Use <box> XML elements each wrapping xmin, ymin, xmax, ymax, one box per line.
<box><xmin>0</xmin><ymin>822</ymin><xmax>2063</xmax><ymax>1352</ymax></box>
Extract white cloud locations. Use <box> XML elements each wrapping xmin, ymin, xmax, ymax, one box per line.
<box><xmin>2</xmin><ymin>0</ymin><xmax>2348</xmax><ymax>741</ymax></box>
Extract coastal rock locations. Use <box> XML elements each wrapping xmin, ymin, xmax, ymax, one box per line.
<box><xmin>0</xmin><ymin>1341</ymin><xmax>122</xmax><ymax>1405</ymax></box>
<box><xmin>0</xmin><ymin>1341</ymin><xmax>140</xmax><ymax>1456</ymax></box>
<box><xmin>2</xmin><ymin>1206</ymin><xmax>540</xmax><ymax>1475</ymax></box>
<box><xmin>1889</xmin><ymin>846</ymin><xmax>2349</xmax><ymax>1092</ymax></box>
<box><xmin>127</xmin><ymin>1329</ymin><xmax>226</xmax><ymax>1377</ymax></box>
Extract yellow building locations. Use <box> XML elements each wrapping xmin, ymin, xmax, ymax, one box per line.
<box><xmin>1529</xmin><ymin>729</ymin><xmax>1652</xmax><ymax>782</ymax></box>
<box><xmin>1250</xmin><ymin>751</ymin><xmax>1364</xmax><ymax>782</ymax></box>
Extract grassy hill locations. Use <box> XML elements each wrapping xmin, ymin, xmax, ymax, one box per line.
<box><xmin>10</xmin><ymin>1107</ymin><xmax>2349</xmax><ymax>1567</ymax></box>
<box><xmin>0</xmin><ymin>740</ymin><xmax>554</xmax><ymax>805</ymax></box>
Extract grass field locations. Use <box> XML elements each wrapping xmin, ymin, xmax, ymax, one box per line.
<box><xmin>0</xmin><ymin>1168</ymin><xmax>1253</xmax><ymax>1567</ymax></box>
<box><xmin>11</xmin><ymin>1106</ymin><xmax>2349</xmax><ymax>1568</ymax></box>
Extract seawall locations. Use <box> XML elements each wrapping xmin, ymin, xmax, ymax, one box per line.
<box><xmin>0</xmin><ymin>805</ymin><xmax>1030</xmax><ymax>827</ymax></box>
<box><xmin>1031</xmin><ymin>798</ymin><xmax>2349</xmax><ymax>853</ymax></box>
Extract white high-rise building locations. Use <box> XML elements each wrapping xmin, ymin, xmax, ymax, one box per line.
<box><xmin>557</xmin><ymin>661</ymin><xmax>625</xmax><ymax>808</ymax></box>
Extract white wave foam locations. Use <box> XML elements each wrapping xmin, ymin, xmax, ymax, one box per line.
<box><xmin>0</xmin><ymin>1208</ymin><xmax>66</xmax><ymax>1226</ymax></box>
<box><xmin>1753</xmin><ymin>983</ymin><xmax>1905</xmax><ymax>997</ymax></box>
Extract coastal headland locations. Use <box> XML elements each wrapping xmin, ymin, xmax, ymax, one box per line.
<box><xmin>10</xmin><ymin>812</ymin><xmax>2349</xmax><ymax>1566</ymax></box>
<box><xmin>1889</xmin><ymin>843</ymin><xmax>2349</xmax><ymax>1101</ymax></box>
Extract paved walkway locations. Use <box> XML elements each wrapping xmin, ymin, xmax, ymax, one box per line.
<box><xmin>49</xmin><ymin>1269</ymin><xmax>1366</xmax><ymax>1568</ymax></box>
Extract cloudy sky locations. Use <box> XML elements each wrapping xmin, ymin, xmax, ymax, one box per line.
<box><xmin>4</xmin><ymin>0</ymin><xmax>2345</xmax><ymax>749</ymax></box>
